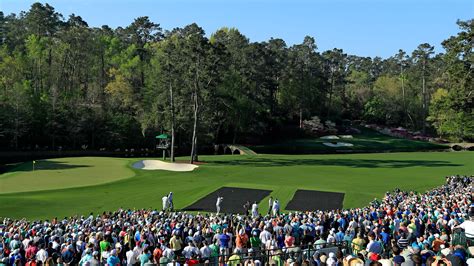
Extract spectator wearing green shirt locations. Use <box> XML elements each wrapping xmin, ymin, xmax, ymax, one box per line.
<box><xmin>99</xmin><ymin>234</ymin><xmax>112</xmax><ymax>260</ymax></box>
<box><xmin>208</xmin><ymin>240</ymin><xmax>220</xmax><ymax>265</ymax></box>
<box><xmin>250</xmin><ymin>231</ymin><xmax>262</xmax><ymax>250</ymax></box>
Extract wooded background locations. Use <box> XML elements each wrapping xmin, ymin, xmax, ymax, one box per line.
<box><xmin>0</xmin><ymin>4</ymin><xmax>472</xmax><ymax>157</ymax></box>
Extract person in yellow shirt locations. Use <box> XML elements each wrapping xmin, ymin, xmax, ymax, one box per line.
<box><xmin>351</xmin><ymin>233</ymin><xmax>366</xmax><ymax>255</ymax></box>
<box><xmin>227</xmin><ymin>249</ymin><xmax>242</xmax><ymax>266</ymax></box>
<box><xmin>407</xmin><ymin>219</ymin><xmax>417</xmax><ymax>234</ymax></box>
<box><xmin>169</xmin><ymin>233</ymin><xmax>183</xmax><ymax>257</ymax></box>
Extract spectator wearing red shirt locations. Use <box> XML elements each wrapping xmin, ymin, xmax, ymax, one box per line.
<box><xmin>25</xmin><ymin>242</ymin><xmax>38</xmax><ymax>260</ymax></box>
<box><xmin>153</xmin><ymin>246</ymin><xmax>162</xmax><ymax>263</ymax></box>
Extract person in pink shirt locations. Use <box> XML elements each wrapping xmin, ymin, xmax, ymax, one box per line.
<box><xmin>25</xmin><ymin>241</ymin><xmax>39</xmax><ymax>260</ymax></box>
<box><xmin>284</xmin><ymin>233</ymin><xmax>295</xmax><ymax>247</ymax></box>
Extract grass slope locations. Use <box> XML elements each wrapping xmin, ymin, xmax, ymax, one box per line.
<box><xmin>251</xmin><ymin>128</ymin><xmax>446</xmax><ymax>154</ymax></box>
<box><xmin>0</xmin><ymin>157</ymin><xmax>134</xmax><ymax>194</ymax></box>
<box><xmin>0</xmin><ymin>152</ymin><xmax>472</xmax><ymax>220</ymax></box>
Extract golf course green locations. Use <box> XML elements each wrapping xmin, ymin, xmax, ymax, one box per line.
<box><xmin>0</xmin><ymin>157</ymin><xmax>134</xmax><ymax>194</ymax></box>
<box><xmin>251</xmin><ymin>128</ymin><xmax>447</xmax><ymax>154</ymax></box>
<box><xmin>0</xmin><ymin>151</ymin><xmax>472</xmax><ymax>220</ymax></box>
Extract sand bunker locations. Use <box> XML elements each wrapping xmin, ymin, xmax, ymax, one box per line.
<box><xmin>339</xmin><ymin>135</ymin><xmax>353</xmax><ymax>139</ymax></box>
<box><xmin>320</xmin><ymin>135</ymin><xmax>339</xmax><ymax>140</ymax></box>
<box><xmin>132</xmin><ymin>160</ymin><xmax>198</xmax><ymax>172</ymax></box>
<box><xmin>323</xmin><ymin>142</ymin><xmax>354</xmax><ymax>148</ymax></box>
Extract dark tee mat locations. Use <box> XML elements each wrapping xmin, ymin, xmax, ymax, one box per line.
<box><xmin>184</xmin><ymin>187</ymin><xmax>271</xmax><ymax>213</ymax></box>
<box><xmin>285</xmin><ymin>189</ymin><xmax>345</xmax><ymax>211</ymax></box>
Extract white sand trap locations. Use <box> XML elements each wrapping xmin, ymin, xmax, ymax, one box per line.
<box><xmin>132</xmin><ymin>160</ymin><xmax>198</xmax><ymax>172</ymax></box>
<box><xmin>339</xmin><ymin>135</ymin><xmax>353</xmax><ymax>139</ymax></box>
<box><xmin>320</xmin><ymin>135</ymin><xmax>340</xmax><ymax>140</ymax></box>
<box><xmin>323</xmin><ymin>142</ymin><xmax>354</xmax><ymax>147</ymax></box>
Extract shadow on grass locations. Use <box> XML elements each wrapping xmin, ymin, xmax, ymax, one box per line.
<box><xmin>209</xmin><ymin>158</ymin><xmax>462</xmax><ymax>168</ymax></box>
<box><xmin>1</xmin><ymin>160</ymin><xmax>91</xmax><ymax>174</ymax></box>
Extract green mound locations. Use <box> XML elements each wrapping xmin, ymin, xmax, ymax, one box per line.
<box><xmin>0</xmin><ymin>157</ymin><xmax>134</xmax><ymax>194</ymax></box>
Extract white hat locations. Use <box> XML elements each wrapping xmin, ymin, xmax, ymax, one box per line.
<box><xmin>440</xmin><ymin>248</ymin><xmax>451</xmax><ymax>256</ymax></box>
<box><xmin>466</xmin><ymin>258</ymin><xmax>474</xmax><ymax>266</ymax></box>
<box><xmin>378</xmin><ymin>259</ymin><xmax>393</xmax><ymax>266</ymax></box>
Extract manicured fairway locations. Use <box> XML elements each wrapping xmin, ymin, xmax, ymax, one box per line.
<box><xmin>0</xmin><ymin>152</ymin><xmax>472</xmax><ymax>219</ymax></box>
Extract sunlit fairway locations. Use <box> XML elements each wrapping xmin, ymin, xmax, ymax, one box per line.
<box><xmin>0</xmin><ymin>152</ymin><xmax>471</xmax><ymax>220</ymax></box>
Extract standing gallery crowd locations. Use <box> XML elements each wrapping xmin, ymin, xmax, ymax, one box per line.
<box><xmin>0</xmin><ymin>175</ymin><xmax>472</xmax><ymax>266</ymax></box>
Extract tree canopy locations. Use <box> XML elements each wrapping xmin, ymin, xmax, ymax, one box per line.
<box><xmin>0</xmin><ymin>3</ymin><xmax>472</xmax><ymax>156</ymax></box>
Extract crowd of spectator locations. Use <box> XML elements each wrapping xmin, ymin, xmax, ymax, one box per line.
<box><xmin>0</xmin><ymin>175</ymin><xmax>472</xmax><ymax>266</ymax></box>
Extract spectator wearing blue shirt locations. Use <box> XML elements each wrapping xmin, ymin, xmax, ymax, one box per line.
<box><xmin>276</xmin><ymin>229</ymin><xmax>285</xmax><ymax>249</ymax></box>
<box><xmin>335</xmin><ymin>227</ymin><xmax>345</xmax><ymax>243</ymax></box>
<box><xmin>9</xmin><ymin>249</ymin><xmax>22</xmax><ymax>266</ymax></box>
<box><xmin>371</xmin><ymin>210</ymin><xmax>378</xmax><ymax>220</ymax></box>
<box><xmin>61</xmin><ymin>245</ymin><xmax>75</xmax><ymax>265</ymax></box>
<box><xmin>415</xmin><ymin>218</ymin><xmax>423</xmax><ymax>237</ymax></box>
<box><xmin>218</xmin><ymin>228</ymin><xmax>231</xmax><ymax>256</ymax></box>
<box><xmin>134</xmin><ymin>230</ymin><xmax>141</xmax><ymax>242</ymax></box>
<box><xmin>107</xmin><ymin>249</ymin><xmax>120</xmax><ymax>266</ymax></box>
<box><xmin>343</xmin><ymin>230</ymin><xmax>353</xmax><ymax>246</ymax></box>
<box><xmin>338</xmin><ymin>216</ymin><xmax>347</xmax><ymax>229</ymax></box>
<box><xmin>380</xmin><ymin>227</ymin><xmax>390</xmax><ymax>247</ymax></box>
<box><xmin>366</xmin><ymin>232</ymin><xmax>382</xmax><ymax>254</ymax></box>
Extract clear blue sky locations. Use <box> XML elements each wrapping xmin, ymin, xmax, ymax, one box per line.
<box><xmin>2</xmin><ymin>0</ymin><xmax>472</xmax><ymax>58</ymax></box>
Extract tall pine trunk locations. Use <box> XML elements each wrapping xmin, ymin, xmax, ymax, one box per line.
<box><xmin>190</xmin><ymin>55</ymin><xmax>200</xmax><ymax>164</ymax></box>
<box><xmin>401</xmin><ymin>65</ymin><xmax>407</xmax><ymax>128</ymax></box>
<box><xmin>326</xmin><ymin>73</ymin><xmax>334</xmax><ymax>118</ymax></box>
<box><xmin>422</xmin><ymin>61</ymin><xmax>426</xmax><ymax>134</ymax></box>
<box><xmin>169</xmin><ymin>80</ymin><xmax>175</xmax><ymax>162</ymax></box>
<box><xmin>299</xmin><ymin>108</ymin><xmax>303</xmax><ymax>128</ymax></box>
<box><xmin>190</xmin><ymin>91</ymin><xmax>199</xmax><ymax>163</ymax></box>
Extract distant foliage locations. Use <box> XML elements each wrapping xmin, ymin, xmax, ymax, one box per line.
<box><xmin>0</xmin><ymin>4</ymin><xmax>472</xmax><ymax>151</ymax></box>
<box><xmin>302</xmin><ymin>117</ymin><xmax>337</xmax><ymax>136</ymax></box>
<box><xmin>302</xmin><ymin>116</ymin><xmax>324</xmax><ymax>135</ymax></box>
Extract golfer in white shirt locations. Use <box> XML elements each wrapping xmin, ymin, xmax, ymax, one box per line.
<box><xmin>216</xmin><ymin>196</ymin><xmax>224</xmax><ymax>214</ymax></box>
<box><xmin>252</xmin><ymin>202</ymin><xmax>259</xmax><ymax>218</ymax></box>
<box><xmin>272</xmin><ymin>199</ymin><xmax>280</xmax><ymax>216</ymax></box>
<box><xmin>162</xmin><ymin>196</ymin><xmax>168</xmax><ymax>211</ymax></box>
